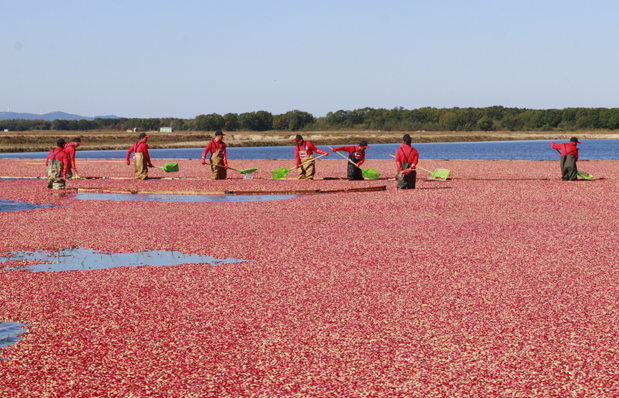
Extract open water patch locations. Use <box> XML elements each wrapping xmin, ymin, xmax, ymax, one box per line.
<box><xmin>74</xmin><ymin>192</ymin><xmax>302</xmax><ymax>202</ymax></box>
<box><xmin>0</xmin><ymin>247</ymin><xmax>251</xmax><ymax>272</ymax></box>
<box><xmin>0</xmin><ymin>322</ymin><xmax>27</xmax><ymax>360</ymax></box>
<box><xmin>0</xmin><ymin>199</ymin><xmax>56</xmax><ymax>213</ymax></box>
<box><xmin>0</xmin><ymin>177</ymin><xmax>40</xmax><ymax>181</ymax></box>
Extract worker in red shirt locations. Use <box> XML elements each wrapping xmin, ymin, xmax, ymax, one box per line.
<box><xmin>550</xmin><ymin>137</ymin><xmax>580</xmax><ymax>181</ymax></box>
<box><xmin>45</xmin><ymin>139</ymin><xmax>69</xmax><ymax>189</ymax></box>
<box><xmin>332</xmin><ymin>141</ymin><xmax>370</xmax><ymax>180</ymax></box>
<box><xmin>395</xmin><ymin>134</ymin><xmax>419</xmax><ymax>189</ymax></box>
<box><xmin>64</xmin><ymin>137</ymin><xmax>82</xmax><ymax>179</ymax></box>
<box><xmin>293</xmin><ymin>134</ymin><xmax>329</xmax><ymax>180</ymax></box>
<box><xmin>201</xmin><ymin>130</ymin><xmax>228</xmax><ymax>180</ymax></box>
<box><xmin>126</xmin><ymin>133</ymin><xmax>154</xmax><ymax>180</ymax></box>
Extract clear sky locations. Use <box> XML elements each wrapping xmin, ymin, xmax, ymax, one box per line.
<box><xmin>2</xmin><ymin>0</ymin><xmax>619</xmax><ymax>118</ymax></box>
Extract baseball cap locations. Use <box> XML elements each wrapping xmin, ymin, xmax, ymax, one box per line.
<box><xmin>215</xmin><ymin>130</ymin><xmax>225</xmax><ymax>136</ymax></box>
<box><xmin>570</xmin><ymin>137</ymin><xmax>581</xmax><ymax>144</ymax></box>
<box><xmin>73</xmin><ymin>137</ymin><xmax>81</xmax><ymax>143</ymax></box>
<box><xmin>56</xmin><ymin>138</ymin><xmax>66</xmax><ymax>146</ymax></box>
<box><xmin>139</xmin><ymin>133</ymin><xmax>150</xmax><ymax>139</ymax></box>
<box><xmin>359</xmin><ymin>140</ymin><xmax>370</xmax><ymax>148</ymax></box>
<box><xmin>293</xmin><ymin>135</ymin><xmax>303</xmax><ymax>141</ymax></box>
<box><xmin>403</xmin><ymin>134</ymin><xmax>412</xmax><ymax>144</ymax></box>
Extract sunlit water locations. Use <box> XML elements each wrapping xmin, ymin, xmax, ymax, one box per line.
<box><xmin>0</xmin><ymin>247</ymin><xmax>252</xmax><ymax>272</ymax></box>
<box><xmin>0</xmin><ymin>322</ymin><xmax>27</xmax><ymax>360</ymax></box>
<box><xmin>73</xmin><ymin>193</ymin><xmax>303</xmax><ymax>202</ymax></box>
<box><xmin>1</xmin><ymin>140</ymin><xmax>618</xmax><ymax>160</ymax></box>
<box><xmin>0</xmin><ymin>199</ymin><xmax>56</xmax><ymax>212</ymax></box>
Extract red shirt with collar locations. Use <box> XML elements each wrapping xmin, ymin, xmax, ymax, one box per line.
<box><xmin>395</xmin><ymin>143</ymin><xmax>419</xmax><ymax>172</ymax></box>
<box><xmin>333</xmin><ymin>145</ymin><xmax>366</xmax><ymax>166</ymax></box>
<box><xmin>294</xmin><ymin>141</ymin><xmax>328</xmax><ymax>166</ymax></box>
<box><xmin>550</xmin><ymin>141</ymin><xmax>579</xmax><ymax>161</ymax></box>
<box><xmin>202</xmin><ymin>140</ymin><xmax>228</xmax><ymax>166</ymax></box>
<box><xmin>126</xmin><ymin>141</ymin><xmax>153</xmax><ymax>165</ymax></box>
<box><xmin>45</xmin><ymin>146</ymin><xmax>69</xmax><ymax>178</ymax></box>
<box><xmin>64</xmin><ymin>142</ymin><xmax>78</xmax><ymax>170</ymax></box>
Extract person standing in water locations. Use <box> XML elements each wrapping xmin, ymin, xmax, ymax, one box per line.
<box><xmin>126</xmin><ymin>133</ymin><xmax>154</xmax><ymax>180</ymax></box>
<box><xmin>201</xmin><ymin>130</ymin><xmax>228</xmax><ymax>180</ymax></box>
<box><xmin>550</xmin><ymin>137</ymin><xmax>580</xmax><ymax>181</ymax></box>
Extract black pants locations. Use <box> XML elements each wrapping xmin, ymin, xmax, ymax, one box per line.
<box><xmin>347</xmin><ymin>163</ymin><xmax>364</xmax><ymax>180</ymax></box>
<box><xmin>560</xmin><ymin>155</ymin><xmax>578</xmax><ymax>181</ymax></box>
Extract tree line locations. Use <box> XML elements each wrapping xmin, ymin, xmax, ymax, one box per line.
<box><xmin>2</xmin><ymin>106</ymin><xmax>619</xmax><ymax>132</ymax></box>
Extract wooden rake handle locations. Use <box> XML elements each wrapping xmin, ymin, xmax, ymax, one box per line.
<box><xmin>295</xmin><ymin>152</ymin><xmax>329</xmax><ymax>169</ymax></box>
<box><xmin>327</xmin><ymin>146</ymin><xmax>361</xmax><ymax>168</ymax></box>
<box><xmin>203</xmin><ymin>162</ymin><xmax>239</xmax><ymax>172</ymax></box>
<box><xmin>389</xmin><ymin>154</ymin><xmax>429</xmax><ymax>173</ymax></box>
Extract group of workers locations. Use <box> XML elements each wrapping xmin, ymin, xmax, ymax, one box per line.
<box><xmin>46</xmin><ymin>131</ymin><xmax>583</xmax><ymax>189</ymax></box>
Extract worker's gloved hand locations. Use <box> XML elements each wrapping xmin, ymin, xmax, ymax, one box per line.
<box><xmin>224</xmin><ymin>165</ymin><xmax>229</xmax><ymax>169</ymax></box>
<box><xmin>148</xmin><ymin>164</ymin><xmax>154</xmax><ymax>168</ymax></box>
<box><xmin>331</xmin><ymin>148</ymin><xmax>336</xmax><ymax>152</ymax></box>
<box><xmin>126</xmin><ymin>160</ymin><xmax>130</xmax><ymax>165</ymax></box>
<box><xmin>401</xmin><ymin>170</ymin><xmax>410</xmax><ymax>175</ymax></box>
<box><xmin>201</xmin><ymin>160</ymin><xmax>206</xmax><ymax>165</ymax></box>
<box><xmin>324</xmin><ymin>152</ymin><xmax>329</xmax><ymax>156</ymax></box>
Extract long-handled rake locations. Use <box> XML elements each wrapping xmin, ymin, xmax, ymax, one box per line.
<box><xmin>156</xmin><ymin>162</ymin><xmax>180</xmax><ymax>172</ymax></box>
<box><xmin>389</xmin><ymin>154</ymin><xmax>450</xmax><ymax>181</ymax></box>
<box><xmin>328</xmin><ymin>146</ymin><xmax>381</xmax><ymax>180</ymax></box>
<box><xmin>204</xmin><ymin>162</ymin><xmax>258</xmax><ymax>179</ymax></box>
<box><xmin>271</xmin><ymin>153</ymin><xmax>329</xmax><ymax>180</ymax></box>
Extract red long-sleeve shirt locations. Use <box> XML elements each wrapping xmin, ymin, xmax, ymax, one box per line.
<box><xmin>126</xmin><ymin>141</ymin><xmax>153</xmax><ymax>165</ymax></box>
<box><xmin>202</xmin><ymin>140</ymin><xmax>228</xmax><ymax>166</ymax></box>
<box><xmin>550</xmin><ymin>142</ymin><xmax>579</xmax><ymax>161</ymax></box>
<box><xmin>395</xmin><ymin>144</ymin><xmax>419</xmax><ymax>172</ymax></box>
<box><xmin>294</xmin><ymin>141</ymin><xmax>328</xmax><ymax>166</ymax></box>
<box><xmin>64</xmin><ymin>142</ymin><xmax>78</xmax><ymax>170</ymax></box>
<box><xmin>333</xmin><ymin>145</ymin><xmax>365</xmax><ymax>166</ymax></box>
<box><xmin>45</xmin><ymin>146</ymin><xmax>69</xmax><ymax>179</ymax></box>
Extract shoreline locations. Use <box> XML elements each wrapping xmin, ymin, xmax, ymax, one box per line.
<box><xmin>1</xmin><ymin>130</ymin><xmax>618</xmax><ymax>153</ymax></box>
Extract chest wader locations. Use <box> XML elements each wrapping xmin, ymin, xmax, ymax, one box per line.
<box><xmin>211</xmin><ymin>146</ymin><xmax>227</xmax><ymax>180</ymax></box>
<box><xmin>348</xmin><ymin>151</ymin><xmax>364</xmax><ymax>180</ymax></box>
<box><xmin>47</xmin><ymin>150</ymin><xmax>65</xmax><ymax>189</ymax></box>
<box><xmin>396</xmin><ymin>147</ymin><xmax>417</xmax><ymax>189</ymax></box>
<box><xmin>133</xmin><ymin>142</ymin><xmax>148</xmax><ymax>180</ymax></box>
<box><xmin>297</xmin><ymin>147</ymin><xmax>315</xmax><ymax>180</ymax></box>
<box><xmin>561</xmin><ymin>155</ymin><xmax>578</xmax><ymax>181</ymax></box>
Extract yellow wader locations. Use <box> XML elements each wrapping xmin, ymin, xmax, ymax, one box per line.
<box><xmin>134</xmin><ymin>152</ymin><xmax>148</xmax><ymax>180</ymax></box>
<box><xmin>297</xmin><ymin>148</ymin><xmax>315</xmax><ymax>180</ymax></box>
<box><xmin>211</xmin><ymin>147</ymin><xmax>227</xmax><ymax>180</ymax></box>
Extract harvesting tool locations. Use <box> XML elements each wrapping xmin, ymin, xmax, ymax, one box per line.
<box><xmin>204</xmin><ymin>162</ymin><xmax>258</xmax><ymax>179</ymax></box>
<box><xmin>389</xmin><ymin>154</ymin><xmax>450</xmax><ymax>181</ymax></box>
<box><xmin>328</xmin><ymin>146</ymin><xmax>381</xmax><ymax>180</ymax></box>
<box><xmin>271</xmin><ymin>153</ymin><xmax>329</xmax><ymax>180</ymax></box>
<box><xmin>156</xmin><ymin>162</ymin><xmax>180</xmax><ymax>172</ymax></box>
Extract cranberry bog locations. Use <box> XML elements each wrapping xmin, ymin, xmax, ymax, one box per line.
<box><xmin>1</xmin><ymin>158</ymin><xmax>619</xmax><ymax>396</ymax></box>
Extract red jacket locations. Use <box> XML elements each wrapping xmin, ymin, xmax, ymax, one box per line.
<box><xmin>395</xmin><ymin>144</ymin><xmax>419</xmax><ymax>172</ymax></box>
<box><xmin>294</xmin><ymin>141</ymin><xmax>328</xmax><ymax>166</ymax></box>
<box><xmin>45</xmin><ymin>146</ymin><xmax>69</xmax><ymax>179</ymax></box>
<box><xmin>64</xmin><ymin>142</ymin><xmax>78</xmax><ymax>170</ymax></box>
<box><xmin>333</xmin><ymin>145</ymin><xmax>365</xmax><ymax>166</ymax></box>
<box><xmin>550</xmin><ymin>142</ymin><xmax>579</xmax><ymax>161</ymax></box>
<box><xmin>202</xmin><ymin>140</ymin><xmax>228</xmax><ymax>166</ymax></box>
<box><xmin>126</xmin><ymin>141</ymin><xmax>153</xmax><ymax>165</ymax></box>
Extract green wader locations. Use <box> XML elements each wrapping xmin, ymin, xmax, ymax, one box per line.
<box><xmin>211</xmin><ymin>148</ymin><xmax>227</xmax><ymax>180</ymax></box>
<box><xmin>47</xmin><ymin>152</ymin><xmax>66</xmax><ymax>190</ymax></box>
<box><xmin>297</xmin><ymin>149</ymin><xmax>315</xmax><ymax>180</ymax></box>
<box><xmin>397</xmin><ymin>162</ymin><xmax>416</xmax><ymax>189</ymax></box>
<box><xmin>561</xmin><ymin>155</ymin><xmax>578</xmax><ymax>181</ymax></box>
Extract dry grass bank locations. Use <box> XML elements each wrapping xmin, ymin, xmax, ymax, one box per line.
<box><xmin>1</xmin><ymin>129</ymin><xmax>619</xmax><ymax>152</ymax></box>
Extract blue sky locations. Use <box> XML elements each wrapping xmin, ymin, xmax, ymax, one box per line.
<box><xmin>2</xmin><ymin>0</ymin><xmax>618</xmax><ymax>118</ymax></box>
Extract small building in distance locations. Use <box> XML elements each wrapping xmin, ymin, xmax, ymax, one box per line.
<box><xmin>160</xmin><ymin>127</ymin><xmax>174</xmax><ymax>133</ymax></box>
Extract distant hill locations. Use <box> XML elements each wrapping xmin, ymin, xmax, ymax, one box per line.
<box><xmin>0</xmin><ymin>112</ymin><xmax>121</xmax><ymax>121</ymax></box>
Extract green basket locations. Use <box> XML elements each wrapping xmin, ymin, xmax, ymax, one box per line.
<box><xmin>430</xmin><ymin>168</ymin><xmax>450</xmax><ymax>181</ymax></box>
<box><xmin>157</xmin><ymin>162</ymin><xmax>179</xmax><ymax>172</ymax></box>
<box><xmin>577</xmin><ymin>171</ymin><xmax>593</xmax><ymax>180</ymax></box>
<box><xmin>271</xmin><ymin>167</ymin><xmax>291</xmax><ymax>180</ymax></box>
<box><xmin>362</xmin><ymin>168</ymin><xmax>381</xmax><ymax>181</ymax></box>
<box><xmin>239</xmin><ymin>168</ymin><xmax>258</xmax><ymax>174</ymax></box>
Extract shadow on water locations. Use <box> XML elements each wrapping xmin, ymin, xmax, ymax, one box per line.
<box><xmin>0</xmin><ymin>199</ymin><xmax>56</xmax><ymax>212</ymax></box>
<box><xmin>0</xmin><ymin>322</ymin><xmax>27</xmax><ymax>360</ymax></box>
<box><xmin>0</xmin><ymin>247</ymin><xmax>252</xmax><ymax>272</ymax></box>
<box><xmin>73</xmin><ymin>192</ymin><xmax>303</xmax><ymax>202</ymax></box>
